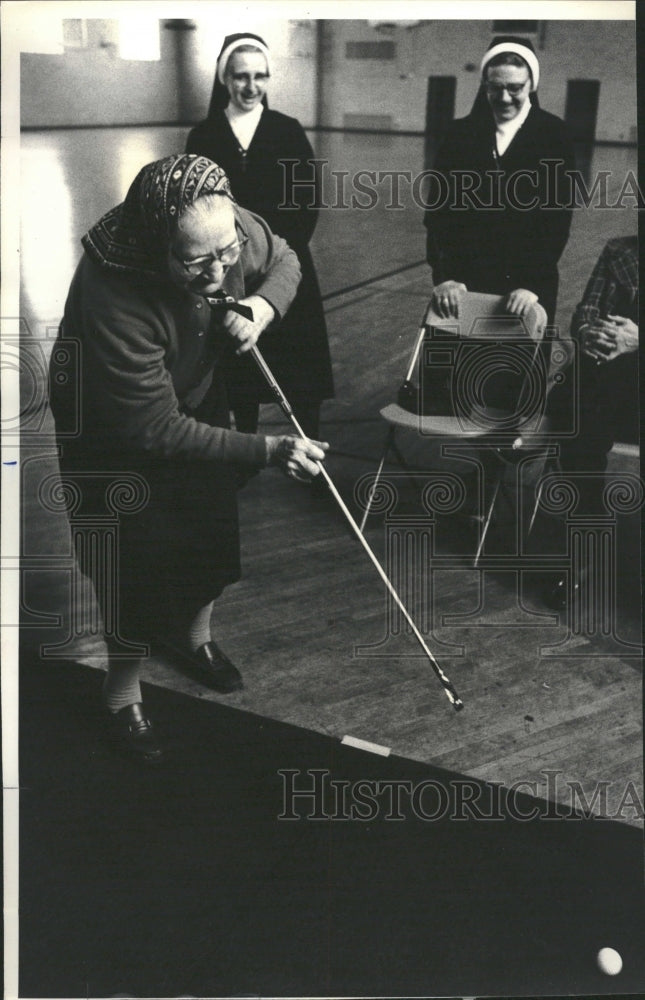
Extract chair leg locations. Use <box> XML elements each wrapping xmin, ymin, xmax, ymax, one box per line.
<box><xmin>527</xmin><ymin>479</ymin><xmax>544</xmax><ymax>538</ymax></box>
<box><xmin>358</xmin><ymin>426</ymin><xmax>396</xmax><ymax>533</ymax></box>
<box><xmin>474</xmin><ymin>474</ymin><xmax>501</xmax><ymax>567</ymax></box>
<box><xmin>527</xmin><ymin>454</ymin><xmax>560</xmax><ymax>539</ymax></box>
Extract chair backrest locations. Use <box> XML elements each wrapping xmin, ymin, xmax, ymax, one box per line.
<box><xmin>417</xmin><ymin>293</ymin><xmax>549</xmax><ymax>431</ymax></box>
<box><xmin>426</xmin><ymin>292</ymin><xmax>547</xmax><ymax>343</ymax></box>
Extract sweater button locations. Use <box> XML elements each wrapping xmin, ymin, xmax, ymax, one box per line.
<box><xmin>195</xmin><ymin>302</ymin><xmax>202</xmax><ymax>310</ymax></box>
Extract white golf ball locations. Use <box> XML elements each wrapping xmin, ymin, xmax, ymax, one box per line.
<box><xmin>597</xmin><ymin>947</ymin><xmax>623</xmax><ymax>975</ymax></box>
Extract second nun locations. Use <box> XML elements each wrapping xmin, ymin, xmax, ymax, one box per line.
<box><xmin>187</xmin><ymin>31</ymin><xmax>334</xmax><ymax>442</ymax></box>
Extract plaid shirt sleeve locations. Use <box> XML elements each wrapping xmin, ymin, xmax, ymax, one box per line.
<box><xmin>571</xmin><ymin>237</ymin><xmax>638</xmax><ymax>341</ymax></box>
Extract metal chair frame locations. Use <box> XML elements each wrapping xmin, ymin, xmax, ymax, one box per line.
<box><xmin>360</xmin><ymin>293</ymin><xmax>551</xmax><ymax>565</ymax></box>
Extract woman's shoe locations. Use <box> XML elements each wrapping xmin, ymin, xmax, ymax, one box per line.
<box><xmin>152</xmin><ymin>633</ymin><xmax>244</xmax><ymax>694</ymax></box>
<box><xmin>107</xmin><ymin>703</ymin><xmax>165</xmax><ymax>764</ymax></box>
<box><xmin>192</xmin><ymin>641</ymin><xmax>244</xmax><ymax>693</ymax></box>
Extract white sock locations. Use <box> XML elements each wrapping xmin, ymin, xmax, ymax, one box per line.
<box><xmin>188</xmin><ymin>601</ymin><xmax>214</xmax><ymax>652</ymax></box>
<box><xmin>102</xmin><ymin>659</ymin><xmax>143</xmax><ymax>713</ymax></box>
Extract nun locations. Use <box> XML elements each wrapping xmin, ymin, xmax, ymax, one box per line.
<box><xmin>425</xmin><ymin>36</ymin><xmax>576</xmax><ymax>323</ymax></box>
<box><xmin>187</xmin><ymin>32</ymin><xmax>334</xmax><ymax>443</ymax></box>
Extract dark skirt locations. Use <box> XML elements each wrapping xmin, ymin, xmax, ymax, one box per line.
<box><xmin>54</xmin><ymin>378</ymin><xmax>241</xmax><ymax>645</ymax></box>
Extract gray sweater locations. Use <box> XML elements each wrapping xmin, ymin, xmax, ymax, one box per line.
<box><xmin>54</xmin><ymin>206</ymin><xmax>301</xmax><ymax>468</ymax></box>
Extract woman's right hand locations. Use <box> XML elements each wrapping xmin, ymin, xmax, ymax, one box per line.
<box><xmin>266</xmin><ymin>435</ymin><xmax>329</xmax><ymax>481</ymax></box>
<box><xmin>579</xmin><ymin>320</ymin><xmax>618</xmax><ymax>362</ymax></box>
<box><xmin>431</xmin><ymin>281</ymin><xmax>468</xmax><ymax>318</ymax></box>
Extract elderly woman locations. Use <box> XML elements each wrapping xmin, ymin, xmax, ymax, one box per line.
<box><xmin>49</xmin><ymin>154</ymin><xmax>327</xmax><ymax>763</ymax></box>
<box><xmin>425</xmin><ymin>36</ymin><xmax>575</xmax><ymax>323</ymax></box>
<box><xmin>186</xmin><ymin>32</ymin><xmax>333</xmax><ymax>444</ymax></box>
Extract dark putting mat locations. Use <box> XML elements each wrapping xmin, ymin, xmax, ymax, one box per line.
<box><xmin>18</xmin><ymin>656</ymin><xmax>645</xmax><ymax>998</ymax></box>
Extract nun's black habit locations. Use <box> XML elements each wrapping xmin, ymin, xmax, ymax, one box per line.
<box><xmin>424</xmin><ymin>45</ymin><xmax>576</xmax><ymax>324</ymax></box>
<box><xmin>186</xmin><ymin>34</ymin><xmax>333</xmax><ymax>424</ymax></box>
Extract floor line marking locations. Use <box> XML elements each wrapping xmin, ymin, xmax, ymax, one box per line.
<box><xmin>341</xmin><ymin>735</ymin><xmax>392</xmax><ymax>756</ymax></box>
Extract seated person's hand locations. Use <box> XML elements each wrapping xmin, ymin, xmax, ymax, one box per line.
<box><xmin>431</xmin><ymin>281</ymin><xmax>467</xmax><ymax>318</ymax></box>
<box><xmin>222</xmin><ymin>295</ymin><xmax>276</xmax><ymax>354</ymax></box>
<box><xmin>505</xmin><ymin>288</ymin><xmax>539</xmax><ymax>316</ymax></box>
<box><xmin>580</xmin><ymin>315</ymin><xmax>638</xmax><ymax>363</ymax></box>
<box><xmin>266</xmin><ymin>436</ymin><xmax>329</xmax><ymax>481</ymax></box>
<box><xmin>605</xmin><ymin>314</ymin><xmax>638</xmax><ymax>359</ymax></box>
<box><xmin>580</xmin><ymin>319</ymin><xmax>617</xmax><ymax>361</ymax></box>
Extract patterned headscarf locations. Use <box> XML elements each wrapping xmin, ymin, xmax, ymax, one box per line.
<box><xmin>82</xmin><ymin>154</ymin><xmax>235</xmax><ymax>277</ymax></box>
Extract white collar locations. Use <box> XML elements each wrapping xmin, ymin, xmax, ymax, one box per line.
<box><xmin>494</xmin><ymin>99</ymin><xmax>531</xmax><ymax>154</ymax></box>
<box><xmin>225</xmin><ymin>103</ymin><xmax>263</xmax><ymax>150</ymax></box>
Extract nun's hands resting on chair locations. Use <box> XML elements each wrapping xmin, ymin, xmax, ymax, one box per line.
<box><xmin>505</xmin><ymin>288</ymin><xmax>539</xmax><ymax>316</ymax></box>
<box><xmin>266</xmin><ymin>436</ymin><xmax>329</xmax><ymax>482</ymax></box>
<box><xmin>432</xmin><ymin>282</ymin><xmax>540</xmax><ymax>319</ymax></box>
<box><xmin>431</xmin><ymin>281</ymin><xmax>468</xmax><ymax>318</ymax></box>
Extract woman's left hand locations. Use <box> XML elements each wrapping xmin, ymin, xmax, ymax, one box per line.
<box><xmin>222</xmin><ymin>295</ymin><xmax>276</xmax><ymax>354</ymax></box>
<box><xmin>605</xmin><ymin>314</ymin><xmax>639</xmax><ymax>358</ymax></box>
<box><xmin>505</xmin><ymin>288</ymin><xmax>539</xmax><ymax>316</ymax></box>
<box><xmin>266</xmin><ymin>435</ymin><xmax>329</xmax><ymax>481</ymax></box>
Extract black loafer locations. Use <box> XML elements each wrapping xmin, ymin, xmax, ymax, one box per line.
<box><xmin>192</xmin><ymin>641</ymin><xmax>244</xmax><ymax>693</ymax></box>
<box><xmin>107</xmin><ymin>703</ymin><xmax>164</xmax><ymax>764</ymax></box>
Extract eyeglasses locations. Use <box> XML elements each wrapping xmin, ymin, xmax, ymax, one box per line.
<box><xmin>485</xmin><ymin>80</ymin><xmax>530</xmax><ymax>97</ymax></box>
<box><xmin>230</xmin><ymin>72</ymin><xmax>269</xmax><ymax>84</ymax></box>
<box><xmin>172</xmin><ymin>236</ymin><xmax>249</xmax><ymax>275</ymax></box>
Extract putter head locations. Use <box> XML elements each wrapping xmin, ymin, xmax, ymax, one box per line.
<box><xmin>205</xmin><ymin>293</ymin><xmax>254</xmax><ymax>321</ymax></box>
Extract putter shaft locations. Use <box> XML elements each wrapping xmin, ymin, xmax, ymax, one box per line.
<box><xmin>250</xmin><ymin>345</ymin><xmax>464</xmax><ymax>711</ymax></box>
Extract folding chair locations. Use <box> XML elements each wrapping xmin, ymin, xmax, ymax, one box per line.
<box><xmin>360</xmin><ymin>292</ymin><xmax>550</xmax><ymax>564</ymax></box>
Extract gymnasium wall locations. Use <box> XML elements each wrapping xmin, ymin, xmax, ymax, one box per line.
<box><xmin>20</xmin><ymin>17</ymin><xmax>636</xmax><ymax>144</ymax></box>
<box><xmin>319</xmin><ymin>20</ymin><xmax>637</xmax><ymax>142</ymax></box>
<box><xmin>20</xmin><ymin>18</ymin><xmax>318</xmax><ymax>128</ymax></box>
<box><xmin>21</xmin><ymin>19</ymin><xmax>180</xmax><ymax>127</ymax></box>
